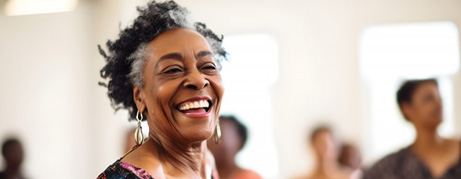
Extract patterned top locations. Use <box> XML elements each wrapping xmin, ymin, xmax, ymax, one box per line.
<box><xmin>97</xmin><ymin>159</ymin><xmax>216</xmax><ymax>179</ymax></box>
<box><xmin>363</xmin><ymin>142</ymin><xmax>461</xmax><ymax>179</ymax></box>
<box><xmin>97</xmin><ymin>160</ymin><xmax>154</xmax><ymax>179</ymax></box>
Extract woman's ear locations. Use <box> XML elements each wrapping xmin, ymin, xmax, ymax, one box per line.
<box><xmin>402</xmin><ymin>102</ymin><xmax>413</xmax><ymax>122</ymax></box>
<box><xmin>133</xmin><ymin>86</ymin><xmax>146</xmax><ymax>112</ymax></box>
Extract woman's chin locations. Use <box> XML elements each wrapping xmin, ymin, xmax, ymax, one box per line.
<box><xmin>180</xmin><ymin>128</ymin><xmax>214</xmax><ymax>143</ymax></box>
<box><xmin>173</xmin><ymin>112</ymin><xmax>217</xmax><ymax>142</ymax></box>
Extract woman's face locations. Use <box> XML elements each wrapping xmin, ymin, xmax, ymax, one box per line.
<box><xmin>135</xmin><ymin>28</ymin><xmax>224</xmax><ymax>143</ymax></box>
<box><xmin>405</xmin><ymin>82</ymin><xmax>442</xmax><ymax>129</ymax></box>
<box><xmin>312</xmin><ymin>131</ymin><xmax>337</xmax><ymax>160</ymax></box>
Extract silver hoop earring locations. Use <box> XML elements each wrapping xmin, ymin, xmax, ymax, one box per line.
<box><xmin>134</xmin><ymin>111</ymin><xmax>145</xmax><ymax>145</ymax></box>
<box><xmin>213</xmin><ymin>118</ymin><xmax>221</xmax><ymax>144</ymax></box>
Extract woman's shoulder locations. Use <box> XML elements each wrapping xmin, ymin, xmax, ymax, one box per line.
<box><xmin>233</xmin><ymin>168</ymin><xmax>263</xmax><ymax>179</ymax></box>
<box><xmin>290</xmin><ymin>174</ymin><xmax>309</xmax><ymax>179</ymax></box>
<box><xmin>362</xmin><ymin>147</ymin><xmax>410</xmax><ymax>179</ymax></box>
<box><xmin>97</xmin><ymin>159</ymin><xmax>154</xmax><ymax>179</ymax></box>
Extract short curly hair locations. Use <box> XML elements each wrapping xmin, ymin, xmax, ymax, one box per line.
<box><xmin>396</xmin><ymin>78</ymin><xmax>438</xmax><ymax>120</ymax></box>
<box><xmin>98</xmin><ymin>0</ymin><xmax>227</xmax><ymax>121</ymax></box>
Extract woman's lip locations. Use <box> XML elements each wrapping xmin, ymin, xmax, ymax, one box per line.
<box><xmin>176</xmin><ymin>96</ymin><xmax>212</xmax><ymax>106</ymax></box>
<box><xmin>182</xmin><ymin>108</ymin><xmax>210</xmax><ymax>118</ymax></box>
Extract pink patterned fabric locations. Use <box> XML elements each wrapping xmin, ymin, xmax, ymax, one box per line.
<box><xmin>97</xmin><ymin>160</ymin><xmax>154</xmax><ymax>179</ymax></box>
<box><xmin>119</xmin><ymin>161</ymin><xmax>153</xmax><ymax>179</ymax></box>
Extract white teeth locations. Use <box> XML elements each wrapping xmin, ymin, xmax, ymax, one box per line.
<box><xmin>178</xmin><ymin>100</ymin><xmax>210</xmax><ymax>111</ymax></box>
<box><xmin>185</xmin><ymin>104</ymin><xmax>190</xmax><ymax>110</ymax></box>
<box><xmin>194</xmin><ymin>101</ymin><xmax>200</xmax><ymax>108</ymax></box>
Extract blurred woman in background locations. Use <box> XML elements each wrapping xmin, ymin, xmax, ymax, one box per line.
<box><xmin>96</xmin><ymin>1</ymin><xmax>227</xmax><ymax>178</ymax></box>
<box><xmin>364</xmin><ymin>79</ymin><xmax>461</xmax><ymax>179</ymax></box>
<box><xmin>207</xmin><ymin>115</ymin><xmax>262</xmax><ymax>179</ymax></box>
<box><xmin>295</xmin><ymin>125</ymin><xmax>356</xmax><ymax>179</ymax></box>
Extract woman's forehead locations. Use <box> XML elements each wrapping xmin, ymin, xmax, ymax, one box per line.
<box><xmin>414</xmin><ymin>83</ymin><xmax>439</xmax><ymax>96</ymax></box>
<box><xmin>147</xmin><ymin>28</ymin><xmax>210</xmax><ymax>52</ymax></box>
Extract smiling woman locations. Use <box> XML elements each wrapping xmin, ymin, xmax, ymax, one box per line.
<box><xmin>96</xmin><ymin>1</ymin><xmax>227</xmax><ymax>179</ymax></box>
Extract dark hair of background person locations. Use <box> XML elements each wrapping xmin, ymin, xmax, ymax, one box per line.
<box><xmin>221</xmin><ymin>115</ymin><xmax>248</xmax><ymax>150</ymax></box>
<box><xmin>337</xmin><ymin>143</ymin><xmax>362</xmax><ymax>170</ymax></box>
<box><xmin>1</xmin><ymin>138</ymin><xmax>22</xmax><ymax>160</ymax></box>
<box><xmin>98</xmin><ymin>0</ymin><xmax>227</xmax><ymax>121</ymax></box>
<box><xmin>396</xmin><ymin>78</ymin><xmax>438</xmax><ymax>120</ymax></box>
<box><xmin>2</xmin><ymin>137</ymin><xmax>22</xmax><ymax>162</ymax></box>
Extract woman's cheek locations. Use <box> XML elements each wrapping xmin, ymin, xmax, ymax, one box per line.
<box><xmin>156</xmin><ymin>82</ymin><xmax>178</xmax><ymax>106</ymax></box>
<box><xmin>212</xmin><ymin>75</ymin><xmax>224</xmax><ymax>96</ymax></box>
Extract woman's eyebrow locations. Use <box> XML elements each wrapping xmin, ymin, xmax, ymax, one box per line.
<box><xmin>154</xmin><ymin>51</ymin><xmax>212</xmax><ymax>68</ymax></box>
<box><xmin>158</xmin><ymin>52</ymin><xmax>184</xmax><ymax>61</ymax></box>
<box><xmin>196</xmin><ymin>50</ymin><xmax>213</xmax><ymax>59</ymax></box>
<box><xmin>155</xmin><ymin>52</ymin><xmax>184</xmax><ymax>69</ymax></box>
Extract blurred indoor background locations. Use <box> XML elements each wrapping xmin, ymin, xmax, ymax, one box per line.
<box><xmin>0</xmin><ymin>0</ymin><xmax>460</xmax><ymax>178</ymax></box>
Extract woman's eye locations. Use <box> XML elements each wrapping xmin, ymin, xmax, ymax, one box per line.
<box><xmin>163</xmin><ymin>66</ymin><xmax>183</xmax><ymax>74</ymax></box>
<box><xmin>201</xmin><ymin>63</ymin><xmax>217</xmax><ymax>72</ymax></box>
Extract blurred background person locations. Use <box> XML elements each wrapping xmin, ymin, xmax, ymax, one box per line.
<box><xmin>0</xmin><ymin>137</ymin><xmax>26</xmax><ymax>179</ymax></box>
<box><xmin>338</xmin><ymin>143</ymin><xmax>362</xmax><ymax>170</ymax></box>
<box><xmin>294</xmin><ymin>125</ymin><xmax>355</xmax><ymax>179</ymax></box>
<box><xmin>363</xmin><ymin>79</ymin><xmax>461</xmax><ymax>179</ymax></box>
<box><xmin>208</xmin><ymin>115</ymin><xmax>262</xmax><ymax>179</ymax></box>
<box><xmin>337</xmin><ymin>142</ymin><xmax>362</xmax><ymax>179</ymax></box>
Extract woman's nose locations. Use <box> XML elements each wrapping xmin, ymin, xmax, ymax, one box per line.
<box><xmin>183</xmin><ymin>70</ymin><xmax>209</xmax><ymax>90</ymax></box>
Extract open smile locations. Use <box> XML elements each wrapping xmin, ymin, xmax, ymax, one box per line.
<box><xmin>176</xmin><ymin>97</ymin><xmax>213</xmax><ymax>118</ymax></box>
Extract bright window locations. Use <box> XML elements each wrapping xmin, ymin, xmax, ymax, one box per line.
<box><xmin>220</xmin><ymin>34</ymin><xmax>279</xmax><ymax>178</ymax></box>
<box><xmin>4</xmin><ymin>0</ymin><xmax>78</xmax><ymax>16</ymax></box>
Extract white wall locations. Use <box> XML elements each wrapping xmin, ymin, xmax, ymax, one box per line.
<box><xmin>0</xmin><ymin>0</ymin><xmax>460</xmax><ymax>178</ymax></box>
<box><xmin>0</xmin><ymin>2</ymin><xmax>93</xmax><ymax>179</ymax></box>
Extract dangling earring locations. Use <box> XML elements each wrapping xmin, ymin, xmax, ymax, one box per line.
<box><xmin>134</xmin><ymin>110</ymin><xmax>145</xmax><ymax>145</ymax></box>
<box><xmin>213</xmin><ymin>118</ymin><xmax>221</xmax><ymax>143</ymax></box>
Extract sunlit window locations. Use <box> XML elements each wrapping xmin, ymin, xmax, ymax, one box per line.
<box><xmin>359</xmin><ymin>21</ymin><xmax>460</xmax><ymax>164</ymax></box>
<box><xmin>220</xmin><ymin>34</ymin><xmax>279</xmax><ymax>178</ymax></box>
<box><xmin>4</xmin><ymin>0</ymin><xmax>78</xmax><ymax>16</ymax></box>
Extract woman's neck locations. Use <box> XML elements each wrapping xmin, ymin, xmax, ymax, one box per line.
<box><xmin>131</xmin><ymin>138</ymin><xmax>209</xmax><ymax>179</ymax></box>
<box><xmin>313</xmin><ymin>156</ymin><xmax>336</xmax><ymax>174</ymax></box>
<box><xmin>413</xmin><ymin>126</ymin><xmax>444</xmax><ymax>153</ymax></box>
<box><xmin>165</xmin><ymin>143</ymin><xmax>208</xmax><ymax>178</ymax></box>
<box><xmin>153</xmin><ymin>139</ymin><xmax>208</xmax><ymax>178</ymax></box>
<box><xmin>148</xmin><ymin>131</ymin><xmax>203</xmax><ymax>170</ymax></box>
